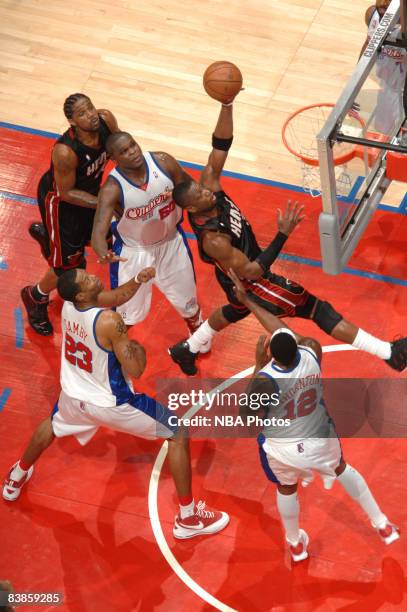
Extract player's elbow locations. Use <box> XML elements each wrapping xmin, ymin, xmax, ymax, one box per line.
<box><xmin>59</xmin><ymin>189</ymin><xmax>76</xmax><ymax>205</ymax></box>
<box><xmin>127</xmin><ymin>363</ymin><xmax>146</xmax><ymax>378</ymax></box>
<box><xmin>120</xmin><ymin>341</ymin><xmax>147</xmax><ymax>379</ymax></box>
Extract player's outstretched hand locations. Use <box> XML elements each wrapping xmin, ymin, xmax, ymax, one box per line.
<box><xmin>97</xmin><ymin>250</ymin><xmax>128</xmax><ymax>264</ymax></box>
<box><xmin>222</xmin><ymin>87</ymin><xmax>245</xmax><ymax>106</ymax></box>
<box><xmin>255</xmin><ymin>334</ymin><xmax>271</xmax><ymax>369</ymax></box>
<box><xmin>228</xmin><ymin>268</ymin><xmax>250</xmax><ymax>305</ymax></box>
<box><xmin>136</xmin><ymin>267</ymin><xmax>156</xmax><ymax>283</ymax></box>
<box><xmin>277</xmin><ymin>200</ymin><xmax>305</xmax><ymax>236</ymax></box>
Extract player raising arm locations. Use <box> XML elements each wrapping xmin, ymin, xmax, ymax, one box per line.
<box><xmin>230</xmin><ymin>269</ymin><xmax>399</xmax><ymax>563</ymax></box>
<box><xmin>169</xmin><ymin>97</ymin><xmax>407</xmax><ymax>375</ymax></box>
<box><xmin>3</xmin><ymin>268</ymin><xmax>229</xmax><ymax>540</ymax></box>
<box><xmin>91</xmin><ymin>132</ymin><xmax>206</xmax><ymax>340</ymax></box>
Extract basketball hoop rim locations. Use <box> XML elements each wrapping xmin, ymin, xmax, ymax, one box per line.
<box><xmin>282</xmin><ymin>103</ymin><xmax>365</xmax><ymax>167</ymax></box>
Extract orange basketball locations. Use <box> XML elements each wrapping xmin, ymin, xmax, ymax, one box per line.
<box><xmin>203</xmin><ymin>61</ymin><xmax>243</xmax><ymax>104</ymax></box>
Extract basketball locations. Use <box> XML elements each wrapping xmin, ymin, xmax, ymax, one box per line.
<box><xmin>203</xmin><ymin>61</ymin><xmax>243</xmax><ymax>104</ymax></box>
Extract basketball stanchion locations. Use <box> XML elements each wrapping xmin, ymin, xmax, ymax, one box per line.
<box><xmin>282</xmin><ymin>103</ymin><xmax>364</xmax><ymax>198</ymax></box>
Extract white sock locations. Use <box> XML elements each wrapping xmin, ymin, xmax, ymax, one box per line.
<box><xmin>187</xmin><ymin>320</ymin><xmax>217</xmax><ymax>353</ymax></box>
<box><xmin>179</xmin><ymin>499</ymin><xmax>195</xmax><ymax>519</ymax></box>
<box><xmin>352</xmin><ymin>329</ymin><xmax>391</xmax><ymax>360</ymax></box>
<box><xmin>337</xmin><ymin>464</ymin><xmax>387</xmax><ymax>528</ymax></box>
<box><xmin>276</xmin><ymin>491</ymin><xmax>300</xmax><ymax>545</ymax></box>
<box><xmin>10</xmin><ymin>461</ymin><xmax>28</xmax><ymax>481</ymax></box>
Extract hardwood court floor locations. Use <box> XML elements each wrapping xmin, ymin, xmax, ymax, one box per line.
<box><xmin>0</xmin><ymin>126</ymin><xmax>406</xmax><ymax>611</ymax></box>
<box><xmin>0</xmin><ymin>0</ymin><xmax>389</xmax><ymax>192</ymax></box>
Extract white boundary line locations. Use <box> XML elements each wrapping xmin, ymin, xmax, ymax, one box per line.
<box><xmin>148</xmin><ymin>344</ymin><xmax>352</xmax><ymax>610</ymax></box>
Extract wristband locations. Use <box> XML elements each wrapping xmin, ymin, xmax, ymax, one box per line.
<box><xmin>135</xmin><ymin>272</ymin><xmax>143</xmax><ymax>283</ymax></box>
<box><xmin>212</xmin><ymin>133</ymin><xmax>234</xmax><ymax>151</ymax></box>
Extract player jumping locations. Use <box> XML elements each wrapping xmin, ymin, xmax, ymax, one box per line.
<box><xmin>168</xmin><ymin>96</ymin><xmax>407</xmax><ymax>375</ymax></box>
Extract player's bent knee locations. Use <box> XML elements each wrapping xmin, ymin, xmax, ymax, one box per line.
<box><xmin>221</xmin><ymin>303</ymin><xmax>250</xmax><ymax>323</ymax></box>
<box><xmin>312</xmin><ymin>300</ymin><xmax>343</xmax><ymax>334</ymax></box>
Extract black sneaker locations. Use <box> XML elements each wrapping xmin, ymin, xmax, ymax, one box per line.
<box><xmin>29</xmin><ymin>222</ymin><xmax>50</xmax><ymax>260</ymax></box>
<box><xmin>168</xmin><ymin>341</ymin><xmax>198</xmax><ymax>375</ymax></box>
<box><xmin>21</xmin><ymin>286</ymin><xmax>53</xmax><ymax>336</ymax></box>
<box><xmin>386</xmin><ymin>337</ymin><xmax>407</xmax><ymax>372</ymax></box>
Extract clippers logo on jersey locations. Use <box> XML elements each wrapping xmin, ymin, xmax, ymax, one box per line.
<box><xmin>86</xmin><ymin>151</ymin><xmax>107</xmax><ymax>178</ymax></box>
<box><xmin>125</xmin><ymin>187</ymin><xmax>172</xmax><ymax>219</ymax></box>
<box><xmin>111</xmin><ymin>153</ymin><xmax>182</xmax><ymax>246</ymax></box>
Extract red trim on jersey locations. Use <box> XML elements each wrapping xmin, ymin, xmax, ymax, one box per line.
<box><xmin>247</xmin><ymin>277</ymin><xmax>308</xmax><ymax>317</ymax></box>
<box><xmin>44</xmin><ymin>190</ymin><xmax>62</xmax><ymax>268</ymax></box>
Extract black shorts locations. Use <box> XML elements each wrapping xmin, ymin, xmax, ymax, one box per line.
<box><xmin>37</xmin><ymin>174</ymin><xmax>96</xmax><ymax>275</ymax></box>
<box><xmin>216</xmin><ymin>267</ymin><xmax>315</xmax><ymax>319</ymax></box>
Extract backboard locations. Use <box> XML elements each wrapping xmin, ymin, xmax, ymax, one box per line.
<box><xmin>317</xmin><ymin>0</ymin><xmax>407</xmax><ymax>274</ymax></box>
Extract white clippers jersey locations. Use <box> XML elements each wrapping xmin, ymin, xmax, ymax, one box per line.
<box><xmin>61</xmin><ymin>301</ymin><xmax>133</xmax><ymax>407</ymax></box>
<box><xmin>111</xmin><ymin>152</ymin><xmax>182</xmax><ymax>247</ymax></box>
<box><xmin>368</xmin><ymin>11</ymin><xmax>407</xmax><ymax>88</ymax></box>
<box><xmin>260</xmin><ymin>346</ymin><xmax>331</xmax><ymax>443</ymax></box>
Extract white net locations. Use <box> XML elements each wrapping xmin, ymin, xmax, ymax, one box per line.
<box><xmin>283</xmin><ymin>104</ymin><xmax>363</xmax><ymax>197</ymax></box>
<box><xmin>301</xmin><ymin>163</ymin><xmax>354</xmax><ymax>198</ymax></box>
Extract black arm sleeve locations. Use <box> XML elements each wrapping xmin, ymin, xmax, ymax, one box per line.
<box><xmin>255</xmin><ymin>231</ymin><xmax>288</xmax><ymax>273</ymax></box>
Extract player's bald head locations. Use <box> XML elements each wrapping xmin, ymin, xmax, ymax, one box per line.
<box><xmin>106</xmin><ymin>132</ymin><xmax>133</xmax><ymax>155</ymax></box>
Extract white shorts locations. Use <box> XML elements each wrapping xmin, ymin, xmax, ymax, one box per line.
<box><xmin>110</xmin><ymin>227</ymin><xmax>198</xmax><ymax>325</ymax></box>
<box><xmin>259</xmin><ymin>435</ymin><xmax>342</xmax><ymax>489</ymax></box>
<box><xmin>51</xmin><ymin>390</ymin><xmax>176</xmax><ymax>446</ymax></box>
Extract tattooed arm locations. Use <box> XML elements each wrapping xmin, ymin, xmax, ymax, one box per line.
<box><xmin>96</xmin><ymin>311</ymin><xmax>146</xmax><ymax>378</ymax></box>
<box><xmin>96</xmin><ymin>267</ymin><xmax>155</xmax><ymax>308</ymax></box>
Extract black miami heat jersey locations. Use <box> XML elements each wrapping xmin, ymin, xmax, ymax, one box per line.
<box><xmin>189</xmin><ymin>190</ymin><xmax>261</xmax><ymax>264</ymax></box>
<box><xmin>189</xmin><ymin>189</ymin><xmax>311</xmax><ymax>318</ymax></box>
<box><xmin>36</xmin><ymin>115</ymin><xmax>112</xmax><ymax>271</ymax></box>
<box><xmin>39</xmin><ymin>115</ymin><xmax>112</xmax><ymax>198</ymax></box>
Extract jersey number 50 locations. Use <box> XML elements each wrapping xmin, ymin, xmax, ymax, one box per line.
<box><xmin>159</xmin><ymin>201</ymin><xmax>175</xmax><ymax>220</ymax></box>
<box><xmin>65</xmin><ymin>333</ymin><xmax>93</xmax><ymax>373</ymax></box>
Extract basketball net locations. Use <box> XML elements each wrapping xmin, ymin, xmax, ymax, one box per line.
<box><xmin>282</xmin><ymin>104</ymin><xmax>361</xmax><ymax>198</ymax></box>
